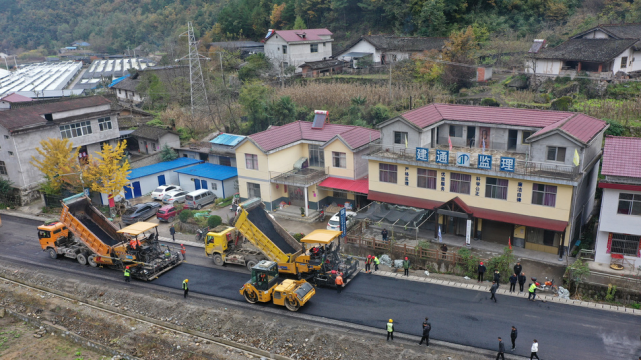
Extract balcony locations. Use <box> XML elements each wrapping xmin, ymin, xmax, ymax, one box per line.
<box><xmin>270</xmin><ymin>167</ymin><xmax>329</xmax><ymax>187</ymax></box>
<box><xmin>367</xmin><ymin>144</ymin><xmax>579</xmax><ymax>180</ymax></box>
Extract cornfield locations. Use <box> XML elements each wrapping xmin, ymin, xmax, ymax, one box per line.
<box><xmin>572</xmin><ymin>99</ymin><xmax>641</xmax><ymax>126</ymax></box>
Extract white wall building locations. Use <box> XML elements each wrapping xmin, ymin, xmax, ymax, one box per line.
<box><xmin>121</xmin><ymin>158</ymin><xmax>202</xmax><ymax>201</ymax></box>
<box><xmin>175</xmin><ymin>163</ymin><xmax>238</xmax><ymax>199</ymax></box>
<box><xmin>263</xmin><ymin>29</ymin><xmax>333</xmax><ymax>73</ymax></box>
<box><xmin>130</xmin><ymin>125</ymin><xmax>180</xmax><ymax>155</ymax></box>
<box><xmin>335</xmin><ymin>35</ymin><xmax>446</xmax><ymax>67</ymax></box>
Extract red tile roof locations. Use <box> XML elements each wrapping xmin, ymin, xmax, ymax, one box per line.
<box><xmin>247</xmin><ymin>121</ymin><xmax>380</xmax><ymax>152</ymax></box>
<box><xmin>319</xmin><ymin>177</ymin><xmax>369</xmax><ymax>194</ymax></box>
<box><xmin>601</xmin><ymin>136</ymin><xmax>641</xmax><ymax>178</ymax></box>
<box><xmin>0</xmin><ymin>93</ymin><xmax>33</xmax><ymax>103</ymax></box>
<box><xmin>269</xmin><ymin>29</ymin><xmax>333</xmax><ymax>43</ymax></box>
<box><xmin>400</xmin><ymin>103</ymin><xmax>606</xmax><ymax>144</ymax></box>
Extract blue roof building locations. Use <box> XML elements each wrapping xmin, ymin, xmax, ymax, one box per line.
<box><xmin>175</xmin><ymin>163</ymin><xmax>238</xmax><ymax>199</ymax></box>
<box><xmin>122</xmin><ymin>158</ymin><xmax>203</xmax><ymax>199</ymax></box>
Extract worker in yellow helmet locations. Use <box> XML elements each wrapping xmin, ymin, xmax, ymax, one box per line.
<box><xmin>182</xmin><ymin>279</ymin><xmax>189</xmax><ymax>298</ymax></box>
<box><xmin>386</xmin><ymin>319</ymin><xmax>394</xmax><ymax>341</ymax></box>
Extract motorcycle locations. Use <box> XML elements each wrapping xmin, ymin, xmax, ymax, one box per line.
<box><xmin>317</xmin><ymin>209</ymin><xmax>325</xmax><ymax>222</ymax></box>
<box><xmin>536</xmin><ymin>277</ymin><xmax>558</xmax><ymax>294</ymax></box>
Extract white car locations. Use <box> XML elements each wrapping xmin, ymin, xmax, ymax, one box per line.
<box><xmin>162</xmin><ymin>190</ymin><xmax>189</xmax><ymax>204</ymax></box>
<box><xmin>326</xmin><ymin>211</ymin><xmax>357</xmax><ymax>231</ymax></box>
<box><xmin>151</xmin><ymin>185</ymin><xmax>182</xmax><ymax>200</ymax></box>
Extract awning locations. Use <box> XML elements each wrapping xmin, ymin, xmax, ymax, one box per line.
<box><xmin>118</xmin><ymin>222</ymin><xmax>158</xmax><ymax>236</ymax></box>
<box><xmin>318</xmin><ymin>177</ymin><xmax>369</xmax><ymax>194</ymax></box>
<box><xmin>368</xmin><ymin>190</ymin><xmax>441</xmax><ymax>209</ymax></box>
<box><xmin>300</xmin><ymin>229</ymin><xmax>342</xmax><ymax>244</ymax></box>
<box><xmin>599</xmin><ymin>182</ymin><xmax>641</xmax><ymax>192</ymax></box>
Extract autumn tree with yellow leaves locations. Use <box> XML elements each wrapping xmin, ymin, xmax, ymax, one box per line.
<box><xmin>30</xmin><ymin>138</ymin><xmax>83</xmax><ymax>194</ymax></box>
<box><xmin>83</xmin><ymin>140</ymin><xmax>131</xmax><ymax>206</ymax></box>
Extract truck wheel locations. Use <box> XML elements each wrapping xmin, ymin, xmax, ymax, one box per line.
<box><xmin>285</xmin><ymin>297</ymin><xmax>300</xmax><ymax>312</ymax></box>
<box><xmin>76</xmin><ymin>253</ymin><xmax>88</xmax><ymax>266</ymax></box>
<box><xmin>212</xmin><ymin>254</ymin><xmax>224</xmax><ymax>266</ymax></box>
<box><xmin>88</xmin><ymin>254</ymin><xmax>98</xmax><ymax>267</ymax></box>
<box><xmin>48</xmin><ymin>248</ymin><xmax>58</xmax><ymax>259</ymax></box>
<box><xmin>197</xmin><ymin>204</ymin><xmax>202</xmax><ymax>210</ymax></box>
<box><xmin>168</xmin><ymin>216</ymin><xmax>175</xmax><ymax>223</ymax></box>
<box><xmin>243</xmin><ymin>290</ymin><xmax>258</xmax><ymax>304</ymax></box>
<box><xmin>246</xmin><ymin>259</ymin><xmax>258</xmax><ymax>271</ymax></box>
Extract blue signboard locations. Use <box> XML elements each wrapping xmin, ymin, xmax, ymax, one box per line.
<box><xmin>415</xmin><ymin>147</ymin><xmax>429</xmax><ymax>162</ymax></box>
<box><xmin>478</xmin><ymin>154</ymin><xmax>492</xmax><ymax>170</ymax></box>
<box><xmin>500</xmin><ymin>156</ymin><xmax>516</xmax><ymax>172</ymax></box>
<box><xmin>339</xmin><ymin>207</ymin><xmax>347</xmax><ymax>238</ymax></box>
<box><xmin>435</xmin><ymin>150</ymin><xmax>449</xmax><ymax>164</ymax></box>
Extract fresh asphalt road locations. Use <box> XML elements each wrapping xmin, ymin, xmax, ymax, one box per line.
<box><xmin>3</xmin><ymin>215</ymin><xmax>640</xmax><ymax>359</ymax></box>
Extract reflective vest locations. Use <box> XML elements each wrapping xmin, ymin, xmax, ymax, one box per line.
<box><xmin>335</xmin><ymin>276</ymin><xmax>343</xmax><ymax>285</ymax></box>
<box><xmin>374</xmin><ymin>257</ymin><xmax>380</xmax><ymax>265</ymax></box>
<box><xmin>386</xmin><ymin>322</ymin><xmax>394</xmax><ymax>332</ymax></box>
<box><xmin>124</xmin><ymin>269</ymin><xmax>130</xmax><ymax>277</ymax></box>
<box><xmin>182</xmin><ymin>280</ymin><xmax>188</xmax><ymax>290</ymax></box>
<box><xmin>165</xmin><ymin>250</ymin><xmax>171</xmax><ymax>258</ymax></box>
<box><xmin>529</xmin><ymin>283</ymin><xmax>537</xmax><ymax>293</ymax></box>
<box><xmin>366</xmin><ymin>257</ymin><xmax>372</xmax><ymax>264</ymax></box>
<box><xmin>130</xmin><ymin>239</ymin><xmax>136</xmax><ymax>249</ymax></box>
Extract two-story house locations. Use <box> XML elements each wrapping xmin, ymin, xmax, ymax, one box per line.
<box><xmin>233</xmin><ymin>114</ymin><xmax>380</xmax><ymax>215</ymax></box>
<box><xmin>263</xmin><ymin>29</ymin><xmax>333</xmax><ymax>73</ymax></box>
<box><xmin>0</xmin><ymin>96</ymin><xmax>121</xmax><ymax>204</ymax></box>
<box><xmin>594</xmin><ymin>136</ymin><xmax>641</xmax><ymax>269</ymax></box>
<box><xmin>366</xmin><ymin>103</ymin><xmax>607</xmax><ymax>256</ymax></box>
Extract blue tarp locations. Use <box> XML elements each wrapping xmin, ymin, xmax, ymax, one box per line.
<box><xmin>210</xmin><ymin>133</ymin><xmax>245</xmax><ymax>147</ymax></box>
<box><xmin>128</xmin><ymin>158</ymin><xmax>203</xmax><ymax>180</ymax></box>
<box><xmin>175</xmin><ymin>163</ymin><xmax>238</xmax><ymax>181</ymax></box>
<box><xmin>108</xmin><ymin>74</ymin><xmax>130</xmax><ymax>88</ymax></box>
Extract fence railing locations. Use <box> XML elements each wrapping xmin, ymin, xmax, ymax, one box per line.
<box><xmin>269</xmin><ymin>167</ymin><xmax>329</xmax><ymax>187</ymax></box>
<box><xmin>584</xmin><ymin>270</ymin><xmax>641</xmax><ymax>292</ymax></box>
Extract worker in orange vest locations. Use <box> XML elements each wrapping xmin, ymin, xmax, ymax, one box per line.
<box><xmin>335</xmin><ymin>272</ymin><xmax>344</xmax><ymax>294</ymax></box>
<box><xmin>365</xmin><ymin>255</ymin><xmax>372</xmax><ymax>273</ymax></box>
<box><xmin>137</xmin><ymin>237</ymin><xmax>142</xmax><ymax>247</ymax></box>
<box><xmin>129</xmin><ymin>238</ymin><xmax>137</xmax><ymax>250</ymax></box>
<box><xmin>180</xmin><ymin>244</ymin><xmax>186</xmax><ymax>260</ymax></box>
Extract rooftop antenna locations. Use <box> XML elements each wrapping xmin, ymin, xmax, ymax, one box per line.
<box><xmin>175</xmin><ymin>21</ymin><xmax>210</xmax><ymax>117</ymax></box>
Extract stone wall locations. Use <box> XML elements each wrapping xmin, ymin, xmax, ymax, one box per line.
<box><xmin>574</xmin><ymin>281</ymin><xmax>641</xmax><ymax>305</ymax></box>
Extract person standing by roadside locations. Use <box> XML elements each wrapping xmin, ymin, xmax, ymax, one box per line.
<box><xmin>528</xmin><ymin>279</ymin><xmax>537</xmax><ymax>301</ymax></box>
<box><xmin>170</xmin><ymin>224</ymin><xmax>176</xmax><ymax>242</ymax></box>
<box><xmin>403</xmin><ymin>257</ymin><xmax>410</xmax><ymax>276</ymax></box>
<box><xmin>518</xmin><ymin>272</ymin><xmax>527</xmax><ymax>292</ymax></box>
<box><xmin>510</xmin><ymin>326</ymin><xmax>518</xmax><ymax>351</ymax></box>
<box><xmin>365</xmin><ymin>255</ymin><xmax>372</xmax><ymax>273</ymax></box>
<box><xmin>382</xmin><ymin>228</ymin><xmax>388</xmax><ymax>242</ymax></box>
<box><xmin>514</xmin><ymin>262</ymin><xmax>522</xmax><ymax>278</ymax></box>
<box><xmin>530</xmin><ymin>339</ymin><xmax>540</xmax><ymax>359</ymax></box>
<box><xmin>493</xmin><ymin>270</ymin><xmax>501</xmax><ymax>287</ymax></box>
<box><xmin>496</xmin><ymin>337</ymin><xmax>505</xmax><ymax>360</ymax></box>
<box><xmin>440</xmin><ymin>244</ymin><xmax>448</xmax><ymax>259</ymax></box>
<box><xmin>335</xmin><ymin>272</ymin><xmax>344</xmax><ymax>293</ymax></box>
<box><xmin>374</xmin><ymin>255</ymin><xmax>380</xmax><ymax>272</ymax></box>
<box><xmin>124</xmin><ymin>266</ymin><xmax>131</xmax><ymax>283</ymax></box>
<box><xmin>386</xmin><ymin>319</ymin><xmax>394</xmax><ymax>341</ymax></box>
<box><xmin>509</xmin><ymin>273</ymin><xmax>517</xmax><ymax>293</ymax></box>
<box><xmin>478</xmin><ymin>262</ymin><xmax>487</xmax><ymax>282</ymax></box>
<box><xmin>182</xmin><ymin>279</ymin><xmax>189</xmax><ymax>298</ymax></box>
<box><xmin>490</xmin><ymin>281</ymin><xmax>498</xmax><ymax>303</ymax></box>
<box><xmin>419</xmin><ymin>317</ymin><xmax>431</xmax><ymax>346</ymax></box>
<box><xmin>180</xmin><ymin>244</ymin><xmax>186</xmax><ymax>260</ymax></box>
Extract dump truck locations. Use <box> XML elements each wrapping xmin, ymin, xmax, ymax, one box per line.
<box><xmin>37</xmin><ymin>193</ymin><xmax>182</xmax><ymax>281</ymax></box>
<box><xmin>239</xmin><ymin>260</ymin><xmax>315</xmax><ymax>311</ymax></box>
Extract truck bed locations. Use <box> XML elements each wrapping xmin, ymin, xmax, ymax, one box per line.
<box><xmin>246</xmin><ymin>207</ymin><xmax>296</xmax><ymax>254</ymax></box>
<box><xmin>79</xmin><ymin>217</ymin><xmax>119</xmax><ymax>246</ymax></box>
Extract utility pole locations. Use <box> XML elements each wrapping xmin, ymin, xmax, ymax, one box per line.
<box><xmin>219</xmin><ymin>51</ymin><xmax>225</xmax><ymax>87</ymax></box>
<box><xmin>280</xmin><ymin>61</ymin><xmax>284</xmax><ymax>89</ymax></box>
<box><xmin>176</xmin><ymin>22</ymin><xmax>210</xmax><ymax>117</ymax></box>
<box><xmin>389</xmin><ymin>60</ymin><xmax>392</xmax><ymax>103</ymax></box>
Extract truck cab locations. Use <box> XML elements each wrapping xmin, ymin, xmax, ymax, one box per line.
<box><xmin>37</xmin><ymin>222</ymin><xmax>70</xmax><ymax>253</ymax></box>
<box><xmin>204</xmin><ymin>226</ymin><xmax>236</xmax><ymax>255</ymax></box>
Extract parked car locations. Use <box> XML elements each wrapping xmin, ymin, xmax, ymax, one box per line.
<box><xmin>151</xmin><ymin>185</ymin><xmax>182</xmax><ymax>201</ymax></box>
<box><xmin>162</xmin><ymin>190</ymin><xmax>189</xmax><ymax>204</ymax></box>
<box><xmin>326</xmin><ymin>210</ymin><xmax>357</xmax><ymax>232</ymax></box>
<box><xmin>122</xmin><ymin>202</ymin><xmax>162</xmax><ymax>224</ymax></box>
<box><xmin>156</xmin><ymin>205</ymin><xmax>183</xmax><ymax>222</ymax></box>
<box><xmin>184</xmin><ymin>189</ymin><xmax>217</xmax><ymax>210</ymax></box>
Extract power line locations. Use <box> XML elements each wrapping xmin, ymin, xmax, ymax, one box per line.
<box><xmin>176</xmin><ymin>22</ymin><xmax>210</xmax><ymax>116</ymax></box>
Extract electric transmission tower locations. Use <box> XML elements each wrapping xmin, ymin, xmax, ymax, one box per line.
<box><xmin>176</xmin><ymin>22</ymin><xmax>210</xmax><ymax>116</ymax></box>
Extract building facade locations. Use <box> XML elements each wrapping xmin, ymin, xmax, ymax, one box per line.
<box><xmin>335</xmin><ymin>35</ymin><xmax>446</xmax><ymax>67</ymax></box>
<box><xmin>263</xmin><ymin>29</ymin><xmax>333</xmax><ymax>73</ymax></box>
<box><xmin>122</xmin><ymin>158</ymin><xmax>202</xmax><ymax>200</ymax></box>
<box><xmin>175</xmin><ymin>163</ymin><xmax>238</xmax><ymax>199</ymax></box>
<box><xmin>130</xmin><ymin>125</ymin><xmax>180</xmax><ymax>155</ymax></box>
<box><xmin>367</xmin><ymin>104</ymin><xmax>607</xmax><ymax>255</ymax></box>
<box><xmin>594</xmin><ymin>136</ymin><xmax>641</xmax><ymax>268</ymax></box>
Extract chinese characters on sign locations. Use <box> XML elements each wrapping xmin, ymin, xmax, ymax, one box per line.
<box><xmin>435</xmin><ymin>150</ymin><xmax>449</xmax><ymax>164</ymax></box>
<box><xmin>500</xmin><ymin>156</ymin><xmax>515</xmax><ymax>172</ymax></box>
<box><xmin>517</xmin><ymin>182</ymin><xmax>523</xmax><ymax>203</ymax></box>
<box><xmin>415</xmin><ymin>147</ymin><xmax>429</xmax><ymax>162</ymax></box>
<box><xmin>456</xmin><ymin>152</ymin><xmax>470</xmax><ymax>167</ymax></box>
<box><xmin>404</xmin><ymin>167</ymin><xmax>409</xmax><ymax>186</ymax></box>
<box><xmin>478</xmin><ymin>154</ymin><xmax>492</xmax><ymax>170</ymax></box>
<box><xmin>339</xmin><ymin>208</ymin><xmax>346</xmax><ymax>237</ymax></box>
<box><xmin>475</xmin><ymin>176</ymin><xmax>481</xmax><ymax>196</ymax></box>
<box><xmin>440</xmin><ymin>172</ymin><xmax>446</xmax><ymax>191</ymax></box>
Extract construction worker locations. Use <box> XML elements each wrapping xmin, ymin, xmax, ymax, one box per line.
<box><xmin>528</xmin><ymin>279</ymin><xmax>537</xmax><ymax>301</ymax></box>
<box><xmin>335</xmin><ymin>272</ymin><xmax>344</xmax><ymax>294</ymax></box>
<box><xmin>129</xmin><ymin>238</ymin><xmax>137</xmax><ymax>250</ymax></box>
<box><xmin>374</xmin><ymin>255</ymin><xmax>380</xmax><ymax>272</ymax></box>
<box><xmin>124</xmin><ymin>266</ymin><xmax>131</xmax><ymax>283</ymax></box>
<box><xmin>386</xmin><ymin>319</ymin><xmax>394</xmax><ymax>341</ymax></box>
<box><xmin>403</xmin><ymin>257</ymin><xmax>410</xmax><ymax>276</ymax></box>
<box><xmin>365</xmin><ymin>255</ymin><xmax>372</xmax><ymax>273</ymax></box>
<box><xmin>136</xmin><ymin>237</ymin><xmax>142</xmax><ymax>248</ymax></box>
<box><xmin>164</xmin><ymin>249</ymin><xmax>171</xmax><ymax>258</ymax></box>
<box><xmin>182</xmin><ymin>279</ymin><xmax>189</xmax><ymax>298</ymax></box>
<box><xmin>180</xmin><ymin>244</ymin><xmax>186</xmax><ymax>260</ymax></box>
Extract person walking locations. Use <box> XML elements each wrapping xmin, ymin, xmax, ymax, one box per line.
<box><xmin>509</xmin><ymin>273</ymin><xmax>517</xmax><ymax>293</ymax></box>
<box><xmin>365</xmin><ymin>255</ymin><xmax>372</xmax><ymax>273</ymax></box>
<box><xmin>518</xmin><ymin>272</ymin><xmax>527</xmax><ymax>292</ymax></box>
<box><xmin>374</xmin><ymin>255</ymin><xmax>380</xmax><ymax>272</ymax></box>
<box><xmin>478</xmin><ymin>262</ymin><xmax>487</xmax><ymax>282</ymax></box>
<box><xmin>403</xmin><ymin>257</ymin><xmax>410</xmax><ymax>276</ymax></box>
<box><xmin>381</xmin><ymin>229</ymin><xmax>388</xmax><ymax>242</ymax></box>
<box><xmin>440</xmin><ymin>244</ymin><xmax>448</xmax><ymax>259</ymax></box>
<box><xmin>513</xmin><ymin>262</ymin><xmax>522</xmax><ymax>277</ymax></box>
<box><xmin>182</xmin><ymin>279</ymin><xmax>189</xmax><ymax>298</ymax></box>
<box><xmin>386</xmin><ymin>319</ymin><xmax>394</xmax><ymax>341</ymax></box>
<box><xmin>496</xmin><ymin>337</ymin><xmax>506</xmax><ymax>360</ymax></box>
<box><xmin>530</xmin><ymin>339</ymin><xmax>540</xmax><ymax>359</ymax></box>
<box><xmin>510</xmin><ymin>326</ymin><xmax>518</xmax><ymax>351</ymax></box>
<box><xmin>419</xmin><ymin>317</ymin><xmax>431</xmax><ymax>346</ymax></box>
<box><xmin>170</xmin><ymin>224</ymin><xmax>176</xmax><ymax>242</ymax></box>
<box><xmin>490</xmin><ymin>281</ymin><xmax>498</xmax><ymax>302</ymax></box>
<box><xmin>124</xmin><ymin>266</ymin><xmax>131</xmax><ymax>283</ymax></box>
<box><xmin>528</xmin><ymin>279</ymin><xmax>537</xmax><ymax>301</ymax></box>
<box><xmin>180</xmin><ymin>244</ymin><xmax>186</xmax><ymax>260</ymax></box>
<box><xmin>493</xmin><ymin>270</ymin><xmax>501</xmax><ymax>287</ymax></box>
<box><xmin>335</xmin><ymin>272</ymin><xmax>344</xmax><ymax>293</ymax></box>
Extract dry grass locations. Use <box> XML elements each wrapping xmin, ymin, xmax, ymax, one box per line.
<box><xmin>504</xmin><ymin>89</ymin><xmax>537</xmax><ymax>104</ymax></box>
<box><xmin>572</xmin><ymin>99</ymin><xmax>641</xmax><ymax>126</ymax></box>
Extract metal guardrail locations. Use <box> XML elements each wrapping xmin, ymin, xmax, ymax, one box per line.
<box><xmin>269</xmin><ymin>167</ymin><xmax>329</xmax><ymax>187</ymax></box>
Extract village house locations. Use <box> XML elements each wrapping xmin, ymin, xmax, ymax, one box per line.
<box><xmin>175</xmin><ymin>163</ymin><xmax>238</xmax><ymax>199</ymax></box>
<box><xmin>0</xmin><ymin>93</ymin><xmax>33</xmax><ymax>111</ymax></box>
<box><xmin>110</xmin><ymin>76</ymin><xmax>142</xmax><ymax>104</ymax></box>
<box><xmin>367</xmin><ymin>103</ymin><xmax>607</xmax><ymax>256</ymax></box>
<box><xmin>335</xmin><ymin>35</ymin><xmax>446</xmax><ymax>67</ymax></box>
<box><xmin>177</xmin><ymin>133</ymin><xmax>245</xmax><ymax>167</ymax></box>
<box><xmin>263</xmin><ymin>29</ymin><xmax>333</xmax><ymax>73</ymax></box>
<box><xmin>299</xmin><ymin>59</ymin><xmax>345</xmax><ymax>78</ymax></box>
<box><xmin>129</xmin><ymin>125</ymin><xmax>180</xmax><ymax>155</ymax></box>
<box><xmin>121</xmin><ymin>157</ymin><xmax>202</xmax><ymax>200</ymax></box>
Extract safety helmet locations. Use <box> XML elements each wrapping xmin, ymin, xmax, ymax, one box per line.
<box><xmin>531</xmin><ymin>277</ymin><xmax>537</xmax><ymax>282</ymax></box>
<box><xmin>331</xmin><ymin>270</ymin><xmax>337</xmax><ymax>274</ymax></box>
<box><xmin>181</xmin><ymin>244</ymin><xmax>184</xmax><ymax>246</ymax></box>
<box><xmin>405</xmin><ymin>257</ymin><xmax>408</xmax><ymax>260</ymax></box>
<box><xmin>480</xmin><ymin>262</ymin><xmax>484</xmax><ymax>265</ymax></box>
<box><xmin>185</xmin><ymin>279</ymin><xmax>189</xmax><ymax>282</ymax></box>
<box><xmin>389</xmin><ymin>319</ymin><xmax>393</xmax><ymax>322</ymax></box>
<box><xmin>368</xmin><ymin>255</ymin><xmax>371</xmax><ymax>258</ymax></box>
<box><xmin>126</xmin><ymin>266</ymin><xmax>130</xmax><ymax>269</ymax></box>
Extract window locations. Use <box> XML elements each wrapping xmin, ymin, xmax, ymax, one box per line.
<box><xmin>547</xmin><ymin>146</ymin><xmax>566</xmax><ymax>162</ymax></box>
<box><xmin>610</xmin><ymin>233</ymin><xmax>640</xmax><ymax>256</ymax></box>
<box><xmin>621</xmin><ymin>56</ymin><xmax>628</xmax><ymax>69</ymax></box>
<box><xmin>449</xmin><ymin>125</ymin><xmax>463</xmax><ymax>138</ymax></box>
<box><xmin>118</xmin><ymin>89</ymin><xmax>122</xmax><ymax>94</ymax></box>
<box><xmin>0</xmin><ymin>161</ymin><xmax>6</xmax><ymax>175</ymax></box>
<box><xmin>60</xmin><ymin>121</ymin><xmax>92</xmax><ymax>139</ymax></box>
<box><xmin>485</xmin><ymin>177</ymin><xmax>508</xmax><ymax>200</ymax></box>
<box><xmin>379</xmin><ymin>163</ymin><xmax>397</xmax><ymax>183</ymax></box>
<box><xmin>333</xmin><ymin>190</ymin><xmax>347</xmax><ymax>199</ymax></box>
<box><xmin>3</xmin><ymin>135</ymin><xmax>8</xmax><ymax>139</ymax></box>
<box><xmin>617</xmin><ymin>193</ymin><xmax>641</xmax><ymax>215</ymax></box>
<box><xmin>211</xmin><ymin>183</ymin><xmax>218</xmax><ymax>191</ymax></box>
<box><xmin>323</xmin><ymin>42</ymin><xmax>326</xmax><ymax>47</ymax></box>
<box><xmin>332</xmin><ymin>152</ymin><xmax>346</xmax><ymax>168</ymax></box>
<box><xmin>245</xmin><ymin>154</ymin><xmax>259</xmax><ymax>170</ymax></box>
<box><xmin>532</xmin><ymin>183</ymin><xmax>557</xmax><ymax>207</ymax></box>
<box><xmin>219</xmin><ymin>156</ymin><xmax>232</xmax><ymax>167</ymax></box>
<box><xmin>98</xmin><ymin>117</ymin><xmax>112</xmax><ymax>131</ymax></box>
<box><xmin>310</xmin><ymin>44</ymin><xmax>318</xmax><ymax>53</ymax></box>
<box><xmin>417</xmin><ymin>168</ymin><xmax>436</xmax><ymax>189</ymax></box>
<box><xmin>247</xmin><ymin>182</ymin><xmax>261</xmax><ymax>198</ymax></box>
<box><xmin>394</xmin><ymin>131</ymin><xmax>408</xmax><ymax>145</ymax></box>
<box><xmin>309</xmin><ymin>144</ymin><xmax>325</xmax><ymax>167</ymax></box>
<box><xmin>522</xmin><ymin>131</ymin><xmax>533</xmax><ymax>144</ymax></box>
<box><xmin>450</xmin><ymin>173</ymin><xmax>471</xmax><ymax>194</ymax></box>
<box><xmin>282</xmin><ymin>45</ymin><xmax>287</xmax><ymax>54</ymax></box>
<box><xmin>7</xmin><ymin>151</ymin><xmax>13</xmax><ymax>156</ymax></box>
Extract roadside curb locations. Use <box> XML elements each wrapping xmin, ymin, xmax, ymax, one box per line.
<box><xmin>158</xmin><ymin>236</ymin><xmax>205</xmax><ymax>248</ymax></box>
<box><xmin>367</xmin><ymin>270</ymin><xmax>641</xmax><ymax>316</ymax></box>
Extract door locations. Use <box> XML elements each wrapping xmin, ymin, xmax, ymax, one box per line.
<box><xmin>479</xmin><ymin>127</ymin><xmax>491</xmax><ymax>150</ymax></box>
<box><xmin>132</xmin><ymin>181</ymin><xmax>142</xmax><ymax>198</ymax></box>
<box><xmin>201</xmin><ymin>180</ymin><xmax>207</xmax><ymax>189</ymax></box>
<box><xmin>508</xmin><ymin>130</ymin><xmax>518</xmax><ymax>151</ymax></box>
<box><xmin>289</xmin><ymin>186</ymin><xmax>305</xmax><ymax>207</ymax></box>
<box><xmin>467</xmin><ymin>126</ymin><xmax>476</xmax><ymax>147</ymax></box>
<box><xmin>158</xmin><ymin>174</ymin><xmax>166</xmax><ymax>186</ymax></box>
<box><xmin>194</xmin><ymin>179</ymin><xmax>201</xmax><ymax>190</ymax></box>
<box><xmin>481</xmin><ymin>220</ymin><xmax>513</xmax><ymax>245</ymax></box>
<box><xmin>124</xmin><ymin>184</ymin><xmax>133</xmax><ymax>199</ymax></box>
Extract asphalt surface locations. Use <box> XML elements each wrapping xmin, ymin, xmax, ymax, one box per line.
<box><xmin>3</xmin><ymin>215</ymin><xmax>640</xmax><ymax>359</ymax></box>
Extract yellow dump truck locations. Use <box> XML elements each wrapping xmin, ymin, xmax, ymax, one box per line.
<box><xmin>37</xmin><ymin>193</ymin><xmax>182</xmax><ymax>280</ymax></box>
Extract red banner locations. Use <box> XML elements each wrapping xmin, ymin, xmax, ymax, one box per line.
<box><xmin>606</xmin><ymin>233</ymin><xmax>613</xmax><ymax>254</ymax></box>
<box><xmin>637</xmin><ymin>236</ymin><xmax>641</xmax><ymax>258</ymax></box>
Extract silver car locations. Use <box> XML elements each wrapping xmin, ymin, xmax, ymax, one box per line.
<box><xmin>162</xmin><ymin>190</ymin><xmax>189</xmax><ymax>204</ymax></box>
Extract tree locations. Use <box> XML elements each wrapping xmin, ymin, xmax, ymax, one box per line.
<box><xmin>159</xmin><ymin>145</ymin><xmax>179</xmax><ymax>161</ymax></box>
<box><xmin>565</xmin><ymin>258</ymin><xmax>591</xmax><ymax>297</ymax></box>
<box><xmin>269</xmin><ymin>96</ymin><xmax>297</xmax><ymax>125</ymax></box>
<box><xmin>271</xmin><ymin>3</ymin><xmax>287</xmax><ymax>27</ymax></box>
<box><xmin>440</xmin><ymin>26</ymin><xmax>478</xmax><ymax>91</ymax></box>
<box><xmin>418</xmin><ymin>0</ymin><xmax>447</xmax><ymax>37</ymax></box>
<box><xmin>293</xmin><ymin>15</ymin><xmax>307</xmax><ymax>29</ymax></box>
<box><xmin>239</xmin><ymin>81</ymin><xmax>273</xmax><ymax>133</ymax></box>
<box><xmin>83</xmin><ymin>141</ymin><xmax>131</xmax><ymax>206</ymax></box>
<box><xmin>30</xmin><ymin>138</ymin><xmax>82</xmax><ymax>193</ymax></box>
<box><xmin>370</xmin><ymin>103</ymin><xmax>390</xmax><ymax>125</ymax></box>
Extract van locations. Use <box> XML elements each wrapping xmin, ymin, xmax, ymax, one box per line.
<box><xmin>185</xmin><ymin>189</ymin><xmax>217</xmax><ymax>209</ymax></box>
